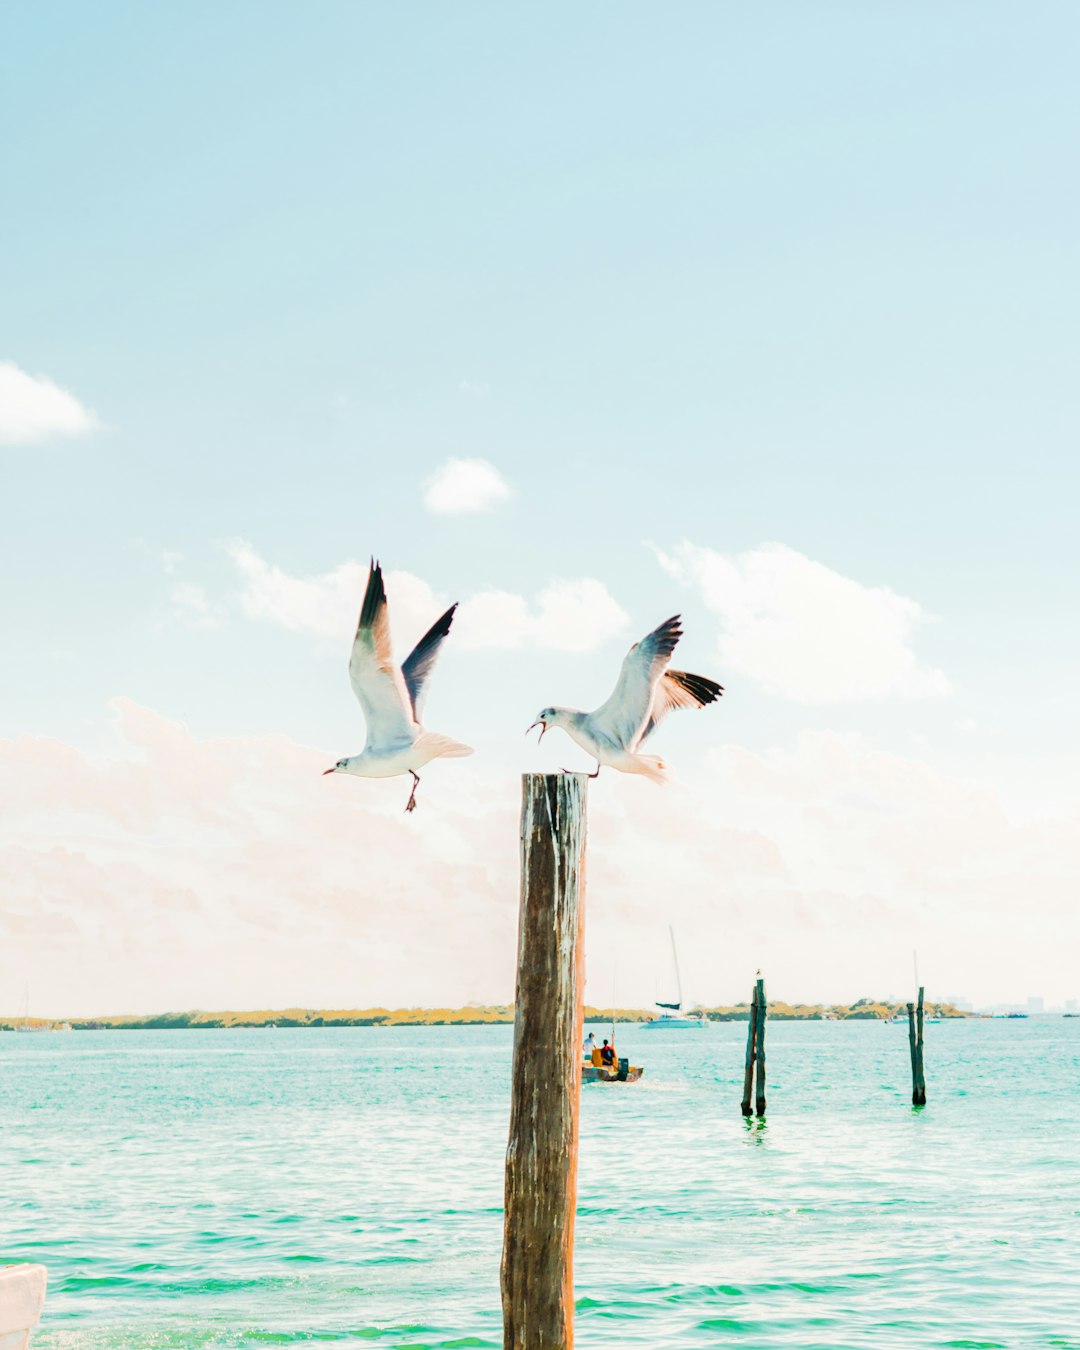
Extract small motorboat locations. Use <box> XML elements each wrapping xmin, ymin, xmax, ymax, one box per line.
<box><xmin>582</xmin><ymin>1058</ymin><xmax>644</xmax><ymax>1084</ymax></box>
<box><xmin>581</xmin><ymin>1020</ymin><xmax>643</xmax><ymax>1084</ymax></box>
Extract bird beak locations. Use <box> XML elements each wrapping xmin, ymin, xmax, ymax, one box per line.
<box><xmin>527</xmin><ymin>721</ymin><xmax>547</xmax><ymax>741</ymax></box>
<box><xmin>322</xmin><ymin>767</ymin><xmax>337</xmax><ymax>775</ymax></box>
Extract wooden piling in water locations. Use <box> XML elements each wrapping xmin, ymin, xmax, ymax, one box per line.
<box><xmin>501</xmin><ymin>773</ymin><xmax>588</xmax><ymax>1350</ymax></box>
<box><xmin>740</xmin><ymin>987</ymin><xmax>757</xmax><ymax>1117</ymax></box>
<box><xmin>754</xmin><ymin>976</ymin><xmax>767</xmax><ymax>1117</ymax></box>
<box><xmin>907</xmin><ymin>1001</ymin><xmax>919</xmax><ymax>1105</ymax></box>
<box><xmin>914</xmin><ymin>985</ymin><xmax>927</xmax><ymax>1106</ymax></box>
<box><xmin>740</xmin><ymin>977</ymin><xmax>767</xmax><ymax>1117</ymax></box>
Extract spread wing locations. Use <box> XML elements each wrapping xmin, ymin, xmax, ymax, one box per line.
<box><xmin>401</xmin><ymin>603</ymin><xmax>458</xmax><ymax>723</ymax></box>
<box><xmin>589</xmin><ymin>616</ymin><xmax>683</xmax><ymax>749</ymax></box>
<box><xmin>639</xmin><ymin>669</ymin><xmax>723</xmax><ymax>743</ymax></box>
<box><xmin>348</xmin><ymin>561</ymin><xmax>417</xmax><ymax>750</ymax></box>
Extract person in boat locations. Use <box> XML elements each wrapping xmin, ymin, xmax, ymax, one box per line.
<box><xmin>600</xmin><ymin>1039</ymin><xmax>616</xmax><ymax>1067</ymax></box>
<box><xmin>583</xmin><ymin>1032</ymin><xmax>597</xmax><ymax>1059</ymax></box>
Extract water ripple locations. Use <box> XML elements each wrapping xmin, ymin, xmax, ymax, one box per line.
<box><xmin>2</xmin><ymin>1021</ymin><xmax>1079</xmax><ymax>1346</ymax></box>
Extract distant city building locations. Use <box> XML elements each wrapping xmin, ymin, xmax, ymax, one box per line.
<box><xmin>1027</xmin><ymin>996</ymin><xmax>1045</xmax><ymax>1014</ymax></box>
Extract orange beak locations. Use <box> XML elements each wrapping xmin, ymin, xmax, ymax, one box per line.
<box><xmin>527</xmin><ymin>721</ymin><xmax>547</xmax><ymax>741</ymax></box>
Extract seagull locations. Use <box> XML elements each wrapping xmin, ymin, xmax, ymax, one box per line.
<box><xmin>324</xmin><ymin>560</ymin><xmax>473</xmax><ymax>812</ymax></box>
<box><xmin>528</xmin><ymin>615</ymin><xmax>722</xmax><ymax>782</ymax></box>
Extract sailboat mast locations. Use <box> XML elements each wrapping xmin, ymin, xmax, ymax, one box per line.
<box><xmin>669</xmin><ymin>926</ymin><xmax>683</xmax><ymax>1011</ymax></box>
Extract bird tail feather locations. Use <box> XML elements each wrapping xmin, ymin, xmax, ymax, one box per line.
<box><xmin>628</xmin><ymin>753</ymin><xmax>669</xmax><ymax>784</ymax></box>
<box><xmin>418</xmin><ymin>732</ymin><xmax>474</xmax><ymax>760</ymax></box>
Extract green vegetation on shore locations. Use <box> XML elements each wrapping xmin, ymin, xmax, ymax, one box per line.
<box><xmin>0</xmin><ymin>997</ymin><xmax>967</xmax><ymax>1031</ymax></box>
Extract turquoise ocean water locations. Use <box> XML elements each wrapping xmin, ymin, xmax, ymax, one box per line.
<box><xmin>3</xmin><ymin>1021</ymin><xmax>1079</xmax><ymax>1348</ymax></box>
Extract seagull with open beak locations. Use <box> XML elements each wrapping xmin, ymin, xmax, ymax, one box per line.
<box><xmin>528</xmin><ymin>615</ymin><xmax>722</xmax><ymax>782</ymax></box>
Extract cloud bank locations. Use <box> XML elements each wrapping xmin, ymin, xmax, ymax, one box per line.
<box><xmin>226</xmin><ymin>543</ymin><xmax>628</xmax><ymax>653</ymax></box>
<box><xmin>2</xmin><ymin>702</ymin><xmax>1076</xmax><ymax>1016</ymax></box>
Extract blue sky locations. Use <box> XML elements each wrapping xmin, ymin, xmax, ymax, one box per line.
<box><xmin>2</xmin><ymin>3</ymin><xmax>1078</xmax><ymax>1013</ymax></box>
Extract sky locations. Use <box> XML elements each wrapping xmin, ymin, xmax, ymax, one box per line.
<box><xmin>2</xmin><ymin>2</ymin><xmax>1078</xmax><ymax>1016</ymax></box>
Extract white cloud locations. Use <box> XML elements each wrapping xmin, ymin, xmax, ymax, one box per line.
<box><xmin>0</xmin><ymin>360</ymin><xmax>100</xmax><ymax>445</ymax></box>
<box><xmin>228</xmin><ymin>542</ymin><xmax>367</xmax><ymax>639</ymax></box>
<box><xmin>227</xmin><ymin>542</ymin><xmax>627</xmax><ymax>653</ymax></box>
<box><xmin>658</xmin><ymin>541</ymin><xmax>950</xmax><ymax>703</ymax></box>
<box><xmin>457</xmin><ymin>578</ymin><xmax>628</xmax><ymax>652</ymax></box>
<box><xmin>422</xmin><ymin>457</ymin><xmax>512</xmax><ymax>515</ymax></box>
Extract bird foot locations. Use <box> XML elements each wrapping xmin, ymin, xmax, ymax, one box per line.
<box><xmin>404</xmin><ymin>796</ymin><xmax>417</xmax><ymax>813</ymax></box>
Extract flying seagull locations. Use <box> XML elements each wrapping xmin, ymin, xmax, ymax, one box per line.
<box><xmin>324</xmin><ymin>560</ymin><xmax>473</xmax><ymax>812</ymax></box>
<box><xmin>528</xmin><ymin>615</ymin><xmax>722</xmax><ymax>782</ymax></box>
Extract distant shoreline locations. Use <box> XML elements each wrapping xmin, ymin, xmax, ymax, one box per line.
<box><xmin>0</xmin><ymin>998</ymin><xmax>969</xmax><ymax>1031</ymax></box>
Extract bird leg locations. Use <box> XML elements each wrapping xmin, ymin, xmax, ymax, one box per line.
<box><xmin>405</xmin><ymin>771</ymin><xmax>420</xmax><ymax>814</ymax></box>
<box><xmin>559</xmin><ymin>764</ymin><xmax>603</xmax><ymax>778</ymax></box>
<box><xmin>589</xmin><ymin>762</ymin><xmax>601</xmax><ymax>779</ymax></box>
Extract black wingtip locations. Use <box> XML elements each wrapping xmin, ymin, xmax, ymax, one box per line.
<box><xmin>359</xmin><ymin>558</ymin><xmax>386</xmax><ymax>630</ymax></box>
<box><xmin>669</xmin><ymin>669</ymin><xmax>724</xmax><ymax>707</ymax></box>
<box><xmin>432</xmin><ymin>602</ymin><xmax>458</xmax><ymax>638</ymax></box>
<box><xmin>652</xmin><ymin>614</ymin><xmax>684</xmax><ymax>656</ymax></box>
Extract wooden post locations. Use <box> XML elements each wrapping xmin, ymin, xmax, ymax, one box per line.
<box><xmin>740</xmin><ymin>987</ymin><xmax>757</xmax><ymax>1117</ymax></box>
<box><xmin>914</xmin><ymin>985</ymin><xmax>927</xmax><ymax>1106</ymax></box>
<box><xmin>501</xmin><ymin>773</ymin><xmax>588</xmax><ymax>1350</ymax></box>
<box><xmin>754</xmin><ymin>976</ymin><xmax>767</xmax><ymax>1117</ymax></box>
<box><xmin>907</xmin><ymin>1001</ymin><xmax>918</xmax><ymax>1105</ymax></box>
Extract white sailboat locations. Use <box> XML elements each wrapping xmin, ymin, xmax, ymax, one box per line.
<box><xmin>13</xmin><ymin>986</ymin><xmax>54</xmax><ymax>1033</ymax></box>
<box><xmin>14</xmin><ymin>987</ymin><xmax>36</xmax><ymax>1033</ymax></box>
<box><xmin>641</xmin><ymin>926</ymin><xmax>709</xmax><ymax>1029</ymax></box>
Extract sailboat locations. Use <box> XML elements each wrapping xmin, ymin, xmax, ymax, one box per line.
<box><xmin>14</xmin><ymin>986</ymin><xmax>41</xmax><ymax>1033</ymax></box>
<box><xmin>13</xmin><ymin>986</ymin><xmax>59</xmax><ymax>1033</ymax></box>
<box><xmin>641</xmin><ymin>927</ymin><xmax>709</xmax><ymax>1029</ymax></box>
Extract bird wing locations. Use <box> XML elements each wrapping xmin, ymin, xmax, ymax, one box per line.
<box><xmin>401</xmin><ymin>603</ymin><xmax>458</xmax><ymax>723</ymax></box>
<box><xmin>640</xmin><ymin>669</ymin><xmax>724</xmax><ymax>743</ymax></box>
<box><xmin>589</xmin><ymin>616</ymin><xmax>683</xmax><ymax>749</ymax></box>
<box><xmin>348</xmin><ymin>561</ymin><xmax>417</xmax><ymax>750</ymax></box>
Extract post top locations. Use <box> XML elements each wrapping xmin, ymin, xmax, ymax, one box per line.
<box><xmin>520</xmin><ymin>771</ymin><xmax>589</xmax><ymax>782</ymax></box>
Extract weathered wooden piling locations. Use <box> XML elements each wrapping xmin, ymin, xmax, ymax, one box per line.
<box><xmin>740</xmin><ymin>987</ymin><xmax>757</xmax><ymax>1117</ymax></box>
<box><xmin>906</xmin><ymin>1001</ymin><xmax>918</xmax><ymax>1103</ymax></box>
<box><xmin>501</xmin><ymin>773</ymin><xmax>588</xmax><ymax>1350</ymax></box>
<box><xmin>754</xmin><ymin>976</ymin><xmax>767</xmax><ymax>1117</ymax></box>
<box><xmin>740</xmin><ymin>976</ymin><xmax>767</xmax><ymax>1117</ymax></box>
<box><xmin>906</xmin><ymin>987</ymin><xmax>927</xmax><ymax>1106</ymax></box>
